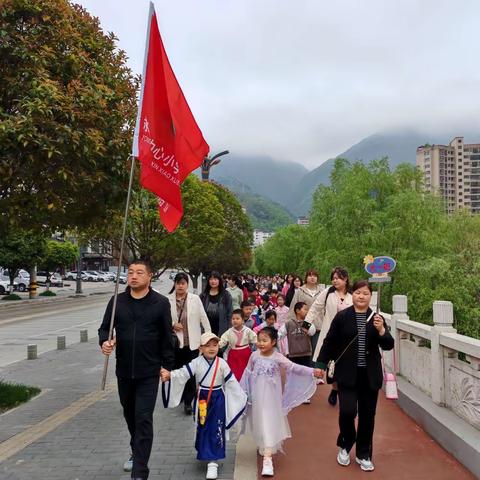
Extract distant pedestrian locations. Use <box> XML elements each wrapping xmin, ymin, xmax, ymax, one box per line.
<box><xmin>275</xmin><ymin>294</ymin><xmax>289</xmax><ymax>355</ymax></box>
<box><xmin>98</xmin><ymin>260</ymin><xmax>175</xmax><ymax>480</ymax></box>
<box><xmin>167</xmin><ymin>272</ymin><xmax>211</xmax><ymax>415</ymax></box>
<box><xmin>200</xmin><ymin>271</ymin><xmax>233</xmax><ymax>336</ymax></box>
<box><xmin>282</xmin><ymin>273</ymin><xmax>295</xmax><ymax>296</ymax></box>
<box><xmin>317</xmin><ymin>280</ymin><xmax>394</xmax><ymax>472</ymax></box>
<box><xmin>285</xmin><ymin>275</ymin><xmax>302</xmax><ymax>307</ymax></box>
<box><xmin>219</xmin><ymin>309</ymin><xmax>257</xmax><ymax>380</ymax></box>
<box><xmin>226</xmin><ymin>275</ymin><xmax>244</xmax><ymax>310</ymax></box>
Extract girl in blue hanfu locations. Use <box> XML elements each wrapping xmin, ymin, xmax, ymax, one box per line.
<box><xmin>160</xmin><ymin>332</ymin><xmax>247</xmax><ymax>480</ymax></box>
<box><xmin>240</xmin><ymin>326</ymin><xmax>323</xmax><ymax>477</ymax></box>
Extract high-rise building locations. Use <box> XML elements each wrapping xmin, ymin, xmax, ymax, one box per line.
<box><xmin>416</xmin><ymin>136</ymin><xmax>480</xmax><ymax>214</ymax></box>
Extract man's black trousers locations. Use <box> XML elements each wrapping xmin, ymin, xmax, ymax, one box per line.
<box><xmin>117</xmin><ymin>375</ymin><xmax>159</xmax><ymax>479</ymax></box>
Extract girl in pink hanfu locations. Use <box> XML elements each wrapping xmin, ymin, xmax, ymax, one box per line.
<box><xmin>240</xmin><ymin>326</ymin><xmax>323</xmax><ymax>477</ymax></box>
<box><xmin>274</xmin><ymin>294</ymin><xmax>289</xmax><ymax>355</ymax></box>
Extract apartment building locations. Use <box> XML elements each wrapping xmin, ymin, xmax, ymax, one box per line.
<box><xmin>416</xmin><ymin>136</ymin><xmax>480</xmax><ymax>214</ymax></box>
<box><xmin>253</xmin><ymin>229</ymin><xmax>274</xmax><ymax>247</ymax></box>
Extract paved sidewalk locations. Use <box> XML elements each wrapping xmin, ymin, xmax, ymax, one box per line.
<box><xmin>0</xmin><ymin>340</ymin><xmax>236</xmax><ymax>480</ymax></box>
<box><xmin>257</xmin><ymin>383</ymin><xmax>476</xmax><ymax>480</ymax></box>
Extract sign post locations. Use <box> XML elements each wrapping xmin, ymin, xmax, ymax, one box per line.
<box><xmin>363</xmin><ymin>255</ymin><xmax>396</xmax><ymax>312</ymax></box>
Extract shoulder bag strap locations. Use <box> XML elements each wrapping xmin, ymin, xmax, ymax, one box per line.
<box><xmin>335</xmin><ymin>310</ymin><xmax>375</xmax><ymax>363</ymax></box>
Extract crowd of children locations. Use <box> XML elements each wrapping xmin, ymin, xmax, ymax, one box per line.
<box><xmin>159</xmin><ymin>268</ymin><xmax>390</xmax><ymax>479</ymax></box>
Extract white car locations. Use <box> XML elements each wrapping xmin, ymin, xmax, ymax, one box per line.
<box><xmin>0</xmin><ymin>279</ymin><xmax>10</xmax><ymax>294</ymax></box>
<box><xmin>1</xmin><ymin>269</ymin><xmax>29</xmax><ymax>292</ymax></box>
<box><xmin>93</xmin><ymin>271</ymin><xmax>111</xmax><ymax>282</ymax></box>
<box><xmin>36</xmin><ymin>272</ymin><xmax>64</xmax><ymax>287</ymax></box>
<box><xmin>65</xmin><ymin>271</ymin><xmax>88</xmax><ymax>281</ymax></box>
<box><xmin>84</xmin><ymin>271</ymin><xmax>103</xmax><ymax>282</ymax></box>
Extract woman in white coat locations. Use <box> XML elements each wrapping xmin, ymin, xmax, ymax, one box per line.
<box><xmin>306</xmin><ymin>267</ymin><xmax>352</xmax><ymax>406</ymax></box>
<box><xmin>168</xmin><ymin>272</ymin><xmax>211</xmax><ymax>415</ymax></box>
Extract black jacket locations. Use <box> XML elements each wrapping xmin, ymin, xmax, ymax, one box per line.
<box><xmin>318</xmin><ymin>305</ymin><xmax>394</xmax><ymax>390</ymax></box>
<box><xmin>98</xmin><ymin>288</ymin><xmax>175</xmax><ymax>379</ymax></box>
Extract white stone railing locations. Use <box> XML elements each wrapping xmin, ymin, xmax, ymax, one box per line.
<box><xmin>381</xmin><ymin>295</ymin><xmax>480</xmax><ymax>431</ymax></box>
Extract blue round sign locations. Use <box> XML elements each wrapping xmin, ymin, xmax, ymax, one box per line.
<box><xmin>364</xmin><ymin>256</ymin><xmax>396</xmax><ymax>275</ymax></box>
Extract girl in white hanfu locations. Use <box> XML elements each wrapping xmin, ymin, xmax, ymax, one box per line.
<box><xmin>161</xmin><ymin>332</ymin><xmax>247</xmax><ymax>480</ymax></box>
<box><xmin>240</xmin><ymin>326</ymin><xmax>323</xmax><ymax>477</ymax></box>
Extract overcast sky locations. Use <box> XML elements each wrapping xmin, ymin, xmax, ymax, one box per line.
<box><xmin>76</xmin><ymin>0</ymin><xmax>480</xmax><ymax>169</ymax></box>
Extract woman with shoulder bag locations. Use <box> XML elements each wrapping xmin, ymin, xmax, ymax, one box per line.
<box><xmin>168</xmin><ymin>273</ymin><xmax>211</xmax><ymax>415</ymax></box>
<box><xmin>317</xmin><ymin>280</ymin><xmax>394</xmax><ymax>472</ymax></box>
<box><xmin>307</xmin><ymin>267</ymin><xmax>353</xmax><ymax>405</ymax></box>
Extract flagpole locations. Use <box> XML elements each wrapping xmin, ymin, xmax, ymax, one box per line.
<box><xmin>100</xmin><ymin>154</ymin><xmax>136</xmax><ymax>390</ymax></box>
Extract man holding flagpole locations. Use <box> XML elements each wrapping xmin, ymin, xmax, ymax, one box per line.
<box><xmin>99</xmin><ymin>260</ymin><xmax>175</xmax><ymax>480</ymax></box>
<box><xmin>98</xmin><ymin>1</ymin><xmax>211</xmax><ymax>478</ymax></box>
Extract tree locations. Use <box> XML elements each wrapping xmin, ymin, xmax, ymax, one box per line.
<box><xmin>256</xmin><ymin>158</ymin><xmax>480</xmax><ymax>338</ymax></box>
<box><xmin>209</xmin><ymin>182</ymin><xmax>253</xmax><ymax>273</ymax></box>
<box><xmin>0</xmin><ymin>230</ymin><xmax>46</xmax><ymax>293</ymax></box>
<box><xmin>0</xmin><ymin>0</ymin><xmax>139</xmax><ymax>233</ymax></box>
<box><xmin>254</xmin><ymin>224</ymin><xmax>308</xmax><ymax>274</ymax></box>
<box><xmin>40</xmin><ymin>240</ymin><xmax>79</xmax><ymax>286</ymax></box>
<box><xmin>89</xmin><ymin>175</ymin><xmax>250</xmax><ymax>291</ymax></box>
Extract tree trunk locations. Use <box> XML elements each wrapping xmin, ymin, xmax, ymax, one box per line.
<box><xmin>29</xmin><ymin>266</ymin><xmax>37</xmax><ymax>299</ymax></box>
<box><xmin>8</xmin><ymin>271</ymin><xmax>14</xmax><ymax>295</ymax></box>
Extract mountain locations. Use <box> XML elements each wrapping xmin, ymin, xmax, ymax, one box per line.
<box><xmin>209</xmin><ymin>154</ymin><xmax>308</xmax><ymax>207</ymax></box>
<box><xmin>289</xmin><ymin>130</ymin><xmax>477</xmax><ymax>215</ymax></box>
<box><xmin>216</xmin><ymin>176</ymin><xmax>295</xmax><ymax>231</ymax></box>
<box><xmin>208</xmin><ymin>130</ymin><xmax>480</xmax><ymax>218</ymax></box>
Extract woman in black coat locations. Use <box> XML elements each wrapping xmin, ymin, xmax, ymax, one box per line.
<box><xmin>318</xmin><ymin>279</ymin><xmax>394</xmax><ymax>472</ymax></box>
<box><xmin>200</xmin><ymin>271</ymin><xmax>232</xmax><ymax>336</ymax></box>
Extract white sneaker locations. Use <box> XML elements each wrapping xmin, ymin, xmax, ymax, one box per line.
<box><xmin>356</xmin><ymin>457</ymin><xmax>375</xmax><ymax>471</ymax></box>
<box><xmin>337</xmin><ymin>448</ymin><xmax>350</xmax><ymax>466</ymax></box>
<box><xmin>206</xmin><ymin>461</ymin><xmax>218</xmax><ymax>479</ymax></box>
<box><xmin>123</xmin><ymin>455</ymin><xmax>133</xmax><ymax>472</ymax></box>
<box><xmin>261</xmin><ymin>456</ymin><xmax>274</xmax><ymax>476</ymax></box>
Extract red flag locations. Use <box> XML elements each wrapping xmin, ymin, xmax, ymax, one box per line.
<box><xmin>133</xmin><ymin>2</ymin><xmax>209</xmax><ymax>232</ymax></box>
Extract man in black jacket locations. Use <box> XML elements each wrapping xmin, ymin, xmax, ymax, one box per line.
<box><xmin>99</xmin><ymin>260</ymin><xmax>175</xmax><ymax>480</ymax></box>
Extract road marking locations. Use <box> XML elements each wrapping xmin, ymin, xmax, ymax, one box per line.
<box><xmin>0</xmin><ymin>300</ymin><xmax>109</xmax><ymax>327</ymax></box>
<box><xmin>0</xmin><ymin>382</ymin><xmax>116</xmax><ymax>463</ymax></box>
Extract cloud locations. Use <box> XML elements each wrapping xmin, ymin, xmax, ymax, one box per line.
<box><xmin>75</xmin><ymin>0</ymin><xmax>480</xmax><ymax>168</ymax></box>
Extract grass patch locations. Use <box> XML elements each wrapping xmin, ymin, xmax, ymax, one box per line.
<box><xmin>1</xmin><ymin>293</ymin><xmax>22</xmax><ymax>301</ymax></box>
<box><xmin>39</xmin><ymin>290</ymin><xmax>57</xmax><ymax>297</ymax></box>
<box><xmin>0</xmin><ymin>381</ymin><xmax>41</xmax><ymax>413</ymax></box>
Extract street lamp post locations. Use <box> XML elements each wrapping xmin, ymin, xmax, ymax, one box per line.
<box><xmin>201</xmin><ymin>150</ymin><xmax>229</xmax><ymax>181</ymax></box>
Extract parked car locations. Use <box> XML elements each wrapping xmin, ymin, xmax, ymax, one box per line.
<box><xmin>92</xmin><ymin>271</ymin><xmax>110</xmax><ymax>282</ymax></box>
<box><xmin>0</xmin><ymin>269</ymin><xmax>29</xmax><ymax>292</ymax></box>
<box><xmin>84</xmin><ymin>270</ymin><xmax>104</xmax><ymax>282</ymax></box>
<box><xmin>169</xmin><ymin>271</ymin><xmax>178</xmax><ymax>280</ymax></box>
<box><xmin>119</xmin><ymin>273</ymin><xmax>127</xmax><ymax>284</ymax></box>
<box><xmin>36</xmin><ymin>271</ymin><xmax>64</xmax><ymax>287</ymax></box>
<box><xmin>65</xmin><ymin>271</ymin><xmax>88</xmax><ymax>281</ymax></box>
<box><xmin>0</xmin><ymin>279</ymin><xmax>10</xmax><ymax>294</ymax></box>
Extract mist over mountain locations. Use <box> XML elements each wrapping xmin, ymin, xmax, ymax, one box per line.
<box><xmin>209</xmin><ymin>129</ymin><xmax>479</xmax><ymax>220</ymax></box>
<box><xmin>209</xmin><ymin>154</ymin><xmax>308</xmax><ymax>207</ymax></box>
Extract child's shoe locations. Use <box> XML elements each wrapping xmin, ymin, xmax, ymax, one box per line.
<box><xmin>261</xmin><ymin>456</ymin><xmax>274</xmax><ymax>476</ymax></box>
<box><xmin>206</xmin><ymin>461</ymin><xmax>218</xmax><ymax>479</ymax></box>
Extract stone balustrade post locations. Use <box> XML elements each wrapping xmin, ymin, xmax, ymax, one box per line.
<box><xmin>391</xmin><ymin>295</ymin><xmax>408</xmax><ymax>375</ymax></box>
<box><xmin>431</xmin><ymin>301</ymin><xmax>456</xmax><ymax>405</ymax></box>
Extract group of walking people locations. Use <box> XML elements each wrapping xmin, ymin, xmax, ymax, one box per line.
<box><xmin>98</xmin><ymin>261</ymin><xmax>394</xmax><ymax>479</ymax></box>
